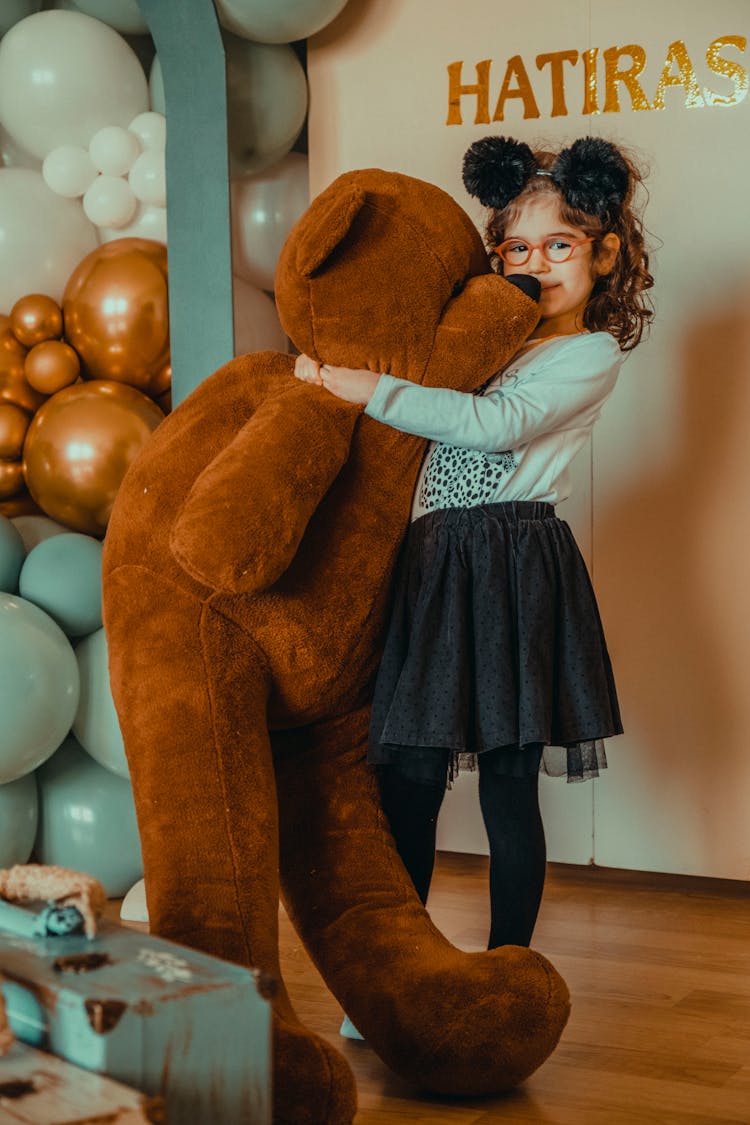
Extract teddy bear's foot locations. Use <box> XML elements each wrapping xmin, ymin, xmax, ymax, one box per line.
<box><xmin>273</xmin><ymin>1011</ymin><xmax>357</xmax><ymax>1125</ymax></box>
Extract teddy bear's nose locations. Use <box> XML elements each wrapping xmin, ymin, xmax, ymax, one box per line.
<box><xmin>505</xmin><ymin>274</ymin><xmax>542</xmax><ymax>302</ymax></box>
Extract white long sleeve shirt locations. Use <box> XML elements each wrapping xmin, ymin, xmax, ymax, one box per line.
<box><xmin>364</xmin><ymin>331</ymin><xmax>624</xmax><ymax>521</ymax></box>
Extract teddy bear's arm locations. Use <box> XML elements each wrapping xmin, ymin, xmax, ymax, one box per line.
<box><xmin>170</xmin><ymin>383</ymin><xmax>362</xmax><ymax>595</ymax></box>
<box><xmin>423</xmin><ymin>274</ymin><xmax>540</xmax><ymax>389</ymax></box>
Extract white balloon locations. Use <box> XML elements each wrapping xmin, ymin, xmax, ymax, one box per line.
<box><xmin>42</xmin><ymin>145</ymin><xmax>97</xmax><ymax>198</ymax></box>
<box><xmin>128</xmin><ymin>111</ymin><xmax>166</xmax><ymax>153</ymax></box>
<box><xmin>224</xmin><ymin>36</ymin><xmax>307</xmax><ymax>177</ymax></box>
<box><xmin>120</xmin><ymin>877</ymin><xmax>148</xmax><ymax>923</ymax></box>
<box><xmin>82</xmin><ymin>174</ymin><xmax>138</xmax><ymax>228</ymax></box>
<box><xmin>88</xmin><ymin>125</ymin><xmax>141</xmax><ymax>177</ymax></box>
<box><xmin>215</xmin><ymin>0</ymin><xmax>350</xmax><ymax>44</ymax></box>
<box><xmin>0</xmin><ymin>1</ymin><xmax>43</xmax><ymax>38</ymax></box>
<box><xmin>231</xmin><ymin>152</ymin><xmax>309</xmax><ymax>292</ymax></box>
<box><xmin>97</xmin><ymin>201</ymin><xmax>167</xmax><ymax>245</ymax></box>
<box><xmin>0</xmin><ymin>168</ymin><xmax>98</xmax><ymax>311</ymax></box>
<box><xmin>56</xmin><ymin>0</ymin><xmax>149</xmax><ymax>35</ymax></box>
<box><xmin>148</xmin><ymin>54</ymin><xmax>165</xmax><ymax>115</ymax></box>
<box><xmin>0</xmin><ymin>10</ymin><xmax>149</xmax><ymax>160</ymax></box>
<box><xmin>10</xmin><ymin>515</ymin><xmax>69</xmax><ymax>554</ymax></box>
<box><xmin>1</xmin><ymin>124</ymin><xmax>41</xmax><ymax>171</ymax></box>
<box><xmin>233</xmin><ymin>276</ymin><xmax>286</xmax><ymax>356</ymax></box>
<box><xmin>151</xmin><ymin>39</ymin><xmax>307</xmax><ymax>177</ymax></box>
<box><xmin>128</xmin><ymin>149</ymin><xmax>166</xmax><ymax>207</ymax></box>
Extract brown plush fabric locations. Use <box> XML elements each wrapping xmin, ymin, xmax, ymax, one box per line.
<box><xmin>102</xmin><ymin>169</ymin><xmax>569</xmax><ymax>1125</ymax></box>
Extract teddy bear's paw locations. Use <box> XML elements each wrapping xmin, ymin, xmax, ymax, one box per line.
<box><xmin>406</xmin><ymin>946</ymin><xmax>571</xmax><ymax>1094</ymax></box>
<box><xmin>341</xmin><ymin>943</ymin><xmax>570</xmax><ymax>1096</ymax></box>
<box><xmin>273</xmin><ymin>1012</ymin><xmax>357</xmax><ymax>1125</ymax></box>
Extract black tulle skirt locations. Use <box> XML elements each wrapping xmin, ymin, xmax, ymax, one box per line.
<box><xmin>368</xmin><ymin>502</ymin><xmax>622</xmax><ymax>784</ymax></box>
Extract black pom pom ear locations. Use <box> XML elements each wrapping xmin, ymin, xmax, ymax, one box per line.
<box><xmin>551</xmin><ymin>138</ymin><xmax>630</xmax><ymax>221</ymax></box>
<box><xmin>462</xmin><ymin>135</ymin><xmax>537</xmax><ymax>209</ymax></box>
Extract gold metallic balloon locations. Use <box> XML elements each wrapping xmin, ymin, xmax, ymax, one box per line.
<box><xmin>156</xmin><ymin>389</ymin><xmax>172</xmax><ymax>415</ymax></box>
<box><xmin>0</xmin><ymin>489</ymin><xmax>41</xmax><ymax>519</ymax></box>
<box><xmin>23</xmin><ymin>380</ymin><xmax>164</xmax><ymax>536</ymax></box>
<box><xmin>1</xmin><ymin>314</ymin><xmax>27</xmax><ymax>369</ymax></box>
<box><xmin>63</xmin><ymin>238</ymin><xmax>170</xmax><ymax>392</ymax></box>
<box><xmin>10</xmin><ymin>294</ymin><xmax>63</xmax><ymax>348</ymax></box>
<box><xmin>149</xmin><ymin>361</ymin><xmax>172</xmax><ymax>398</ymax></box>
<box><xmin>0</xmin><ymin>459</ymin><xmax>24</xmax><ymax>500</ymax></box>
<box><xmin>0</xmin><ymin>403</ymin><xmax>31</xmax><ymax>459</ymax></box>
<box><xmin>25</xmin><ymin>340</ymin><xmax>81</xmax><ymax>395</ymax></box>
<box><xmin>0</xmin><ymin>317</ymin><xmax>47</xmax><ymax>414</ymax></box>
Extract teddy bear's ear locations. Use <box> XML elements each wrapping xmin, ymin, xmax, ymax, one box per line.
<box><xmin>294</xmin><ymin>183</ymin><xmax>368</xmax><ymax>278</ymax></box>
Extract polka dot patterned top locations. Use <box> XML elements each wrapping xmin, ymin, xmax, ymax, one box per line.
<box><xmin>363</xmin><ymin>332</ymin><xmax>623</xmax><ymax>521</ymax></box>
<box><xmin>418</xmin><ymin>444</ymin><xmax>517</xmax><ymax>511</ymax></box>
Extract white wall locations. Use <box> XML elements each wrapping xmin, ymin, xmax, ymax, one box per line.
<box><xmin>308</xmin><ymin>0</ymin><xmax>750</xmax><ymax>878</ymax></box>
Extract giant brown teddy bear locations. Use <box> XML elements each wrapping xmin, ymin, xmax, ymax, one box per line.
<box><xmin>102</xmin><ymin>169</ymin><xmax>571</xmax><ymax>1125</ymax></box>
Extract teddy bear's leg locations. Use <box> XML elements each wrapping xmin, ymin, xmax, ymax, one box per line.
<box><xmin>274</xmin><ymin>705</ymin><xmax>571</xmax><ymax>1096</ymax></box>
<box><xmin>104</xmin><ymin>567</ymin><xmax>357</xmax><ymax>1125</ymax></box>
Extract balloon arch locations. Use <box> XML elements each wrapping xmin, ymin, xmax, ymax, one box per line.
<box><xmin>0</xmin><ymin>0</ymin><xmax>350</xmax><ymax>885</ymax></box>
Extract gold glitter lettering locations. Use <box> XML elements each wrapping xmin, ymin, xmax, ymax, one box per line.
<box><xmin>652</xmin><ymin>40</ymin><xmax>705</xmax><ymax>109</ymax></box>
<box><xmin>446</xmin><ymin>59</ymin><xmax>492</xmax><ymax>125</ymax></box>
<box><xmin>602</xmin><ymin>44</ymin><xmax>651</xmax><ymax>112</ymax></box>
<box><xmin>704</xmin><ymin>35</ymin><xmax>748</xmax><ymax>107</ymax></box>
<box><xmin>582</xmin><ymin>47</ymin><xmax>600</xmax><ymax>115</ymax></box>
<box><xmin>492</xmin><ymin>54</ymin><xmax>541</xmax><ymax>121</ymax></box>
<box><xmin>536</xmin><ymin>50</ymin><xmax>579</xmax><ymax>117</ymax></box>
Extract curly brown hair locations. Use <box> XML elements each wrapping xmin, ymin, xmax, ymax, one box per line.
<box><xmin>484</xmin><ymin>145</ymin><xmax>654</xmax><ymax>352</ymax></box>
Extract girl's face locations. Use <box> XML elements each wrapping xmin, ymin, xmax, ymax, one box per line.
<box><xmin>501</xmin><ymin>195</ymin><xmax>616</xmax><ymax>338</ymax></box>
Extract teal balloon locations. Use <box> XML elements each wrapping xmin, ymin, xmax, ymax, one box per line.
<box><xmin>0</xmin><ymin>772</ymin><xmax>38</xmax><ymax>866</ymax></box>
<box><xmin>0</xmin><ymin>594</ymin><xmax>79</xmax><ymax>784</ymax></box>
<box><xmin>35</xmin><ymin>737</ymin><xmax>143</xmax><ymax>897</ymax></box>
<box><xmin>19</xmin><ymin>532</ymin><xmax>103</xmax><ymax>637</ymax></box>
<box><xmin>0</xmin><ymin>514</ymin><xmax>25</xmax><ymax>594</ymax></box>
<box><xmin>10</xmin><ymin>514</ymin><xmax>69</xmax><ymax>554</ymax></box>
<box><xmin>73</xmin><ymin>627</ymin><xmax>128</xmax><ymax>778</ymax></box>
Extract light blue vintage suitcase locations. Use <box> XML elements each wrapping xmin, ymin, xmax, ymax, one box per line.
<box><xmin>0</xmin><ymin>901</ymin><xmax>271</xmax><ymax>1124</ymax></box>
<box><xmin>0</xmin><ymin>1039</ymin><xmax>166</xmax><ymax>1123</ymax></box>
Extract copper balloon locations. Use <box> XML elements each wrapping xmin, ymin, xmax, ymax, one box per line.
<box><xmin>0</xmin><ymin>403</ymin><xmax>31</xmax><ymax>459</ymax></box>
<box><xmin>149</xmin><ymin>361</ymin><xmax>172</xmax><ymax>398</ymax></box>
<box><xmin>23</xmin><ymin>380</ymin><xmax>164</xmax><ymax>536</ymax></box>
<box><xmin>0</xmin><ymin>459</ymin><xmax>24</xmax><ymax>500</ymax></box>
<box><xmin>0</xmin><ymin>315</ymin><xmax>28</xmax><ymax>372</ymax></box>
<box><xmin>10</xmin><ymin>294</ymin><xmax>63</xmax><ymax>348</ymax></box>
<box><xmin>156</xmin><ymin>389</ymin><xmax>172</xmax><ymax>415</ymax></box>
<box><xmin>63</xmin><ymin>238</ymin><xmax>170</xmax><ymax>392</ymax></box>
<box><xmin>0</xmin><ymin>319</ymin><xmax>47</xmax><ymax>414</ymax></box>
<box><xmin>0</xmin><ymin>489</ymin><xmax>41</xmax><ymax>519</ymax></box>
<box><xmin>25</xmin><ymin>340</ymin><xmax>81</xmax><ymax>395</ymax></box>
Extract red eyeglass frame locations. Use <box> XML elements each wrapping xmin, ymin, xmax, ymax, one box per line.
<box><xmin>493</xmin><ymin>236</ymin><xmax>596</xmax><ymax>266</ymax></box>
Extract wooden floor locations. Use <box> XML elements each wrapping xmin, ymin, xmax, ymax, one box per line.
<box><xmin>278</xmin><ymin>853</ymin><xmax>750</xmax><ymax>1125</ymax></box>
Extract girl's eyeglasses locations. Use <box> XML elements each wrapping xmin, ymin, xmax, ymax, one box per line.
<box><xmin>493</xmin><ymin>236</ymin><xmax>595</xmax><ymax>267</ymax></box>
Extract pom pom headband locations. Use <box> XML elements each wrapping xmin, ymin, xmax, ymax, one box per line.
<box><xmin>462</xmin><ymin>135</ymin><xmax>630</xmax><ymax>222</ymax></box>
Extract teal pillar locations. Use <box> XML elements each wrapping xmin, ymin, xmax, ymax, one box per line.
<box><xmin>138</xmin><ymin>0</ymin><xmax>234</xmax><ymax>406</ymax></box>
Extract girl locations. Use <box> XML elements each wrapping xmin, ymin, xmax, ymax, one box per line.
<box><xmin>295</xmin><ymin>135</ymin><xmax>653</xmax><ymax>960</ymax></box>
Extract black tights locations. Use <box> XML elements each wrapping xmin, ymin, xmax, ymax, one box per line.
<box><xmin>380</xmin><ymin>763</ymin><xmax>547</xmax><ymax>949</ymax></box>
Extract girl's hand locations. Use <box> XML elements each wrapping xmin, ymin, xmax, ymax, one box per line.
<box><xmin>294</xmin><ymin>352</ymin><xmax>323</xmax><ymax>386</ymax></box>
<box><xmin>320</xmin><ymin>365</ymin><xmax>381</xmax><ymax>405</ymax></box>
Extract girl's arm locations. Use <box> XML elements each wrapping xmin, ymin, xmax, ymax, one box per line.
<box><xmin>301</xmin><ymin>335</ymin><xmax>622</xmax><ymax>452</ymax></box>
<box><xmin>295</xmin><ymin>353</ymin><xmax>380</xmax><ymax>403</ymax></box>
